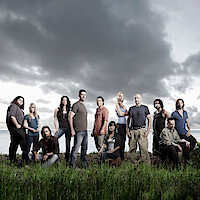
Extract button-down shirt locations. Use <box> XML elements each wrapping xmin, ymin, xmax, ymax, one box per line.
<box><xmin>160</xmin><ymin>127</ymin><xmax>186</xmax><ymax>146</ymax></box>
<box><xmin>34</xmin><ymin>136</ymin><xmax>59</xmax><ymax>155</ymax></box>
<box><xmin>171</xmin><ymin>110</ymin><xmax>188</xmax><ymax>135</ymax></box>
<box><xmin>94</xmin><ymin>106</ymin><xmax>109</xmax><ymax>136</ymax></box>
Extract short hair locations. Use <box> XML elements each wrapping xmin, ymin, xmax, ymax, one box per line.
<box><xmin>11</xmin><ymin>96</ymin><xmax>24</xmax><ymax>110</ymax></box>
<box><xmin>154</xmin><ymin>99</ymin><xmax>164</xmax><ymax>109</ymax></box>
<box><xmin>96</xmin><ymin>96</ymin><xmax>104</xmax><ymax>105</ymax></box>
<box><xmin>41</xmin><ymin>126</ymin><xmax>51</xmax><ymax>137</ymax></box>
<box><xmin>167</xmin><ymin>117</ymin><xmax>175</xmax><ymax>123</ymax></box>
<box><xmin>79</xmin><ymin>89</ymin><xmax>87</xmax><ymax>96</ymax></box>
<box><xmin>176</xmin><ymin>99</ymin><xmax>184</xmax><ymax>110</ymax></box>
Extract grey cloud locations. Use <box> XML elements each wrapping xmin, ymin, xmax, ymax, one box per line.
<box><xmin>36</xmin><ymin>99</ymin><xmax>50</xmax><ymax>104</ymax></box>
<box><xmin>0</xmin><ymin>98</ymin><xmax>10</xmax><ymax>105</ymax></box>
<box><xmin>37</xmin><ymin>107</ymin><xmax>53</xmax><ymax>114</ymax></box>
<box><xmin>0</xmin><ymin>0</ymin><xmax>179</xmax><ymax>102</ymax></box>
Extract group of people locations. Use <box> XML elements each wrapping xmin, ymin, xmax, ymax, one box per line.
<box><xmin>6</xmin><ymin>90</ymin><xmax>197</xmax><ymax>168</ymax></box>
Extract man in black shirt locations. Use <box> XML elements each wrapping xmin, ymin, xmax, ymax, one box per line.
<box><xmin>126</xmin><ymin>94</ymin><xmax>151</xmax><ymax>165</ymax></box>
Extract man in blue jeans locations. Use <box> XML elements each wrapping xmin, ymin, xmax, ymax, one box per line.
<box><xmin>68</xmin><ymin>89</ymin><xmax>88</xmax><ymax>168</ymax></box>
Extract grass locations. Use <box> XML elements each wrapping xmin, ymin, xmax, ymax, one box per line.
<box><xmin>1</xmin><ymin>157</ymin><xmax>200</xmax><ymax>200</ymax></box>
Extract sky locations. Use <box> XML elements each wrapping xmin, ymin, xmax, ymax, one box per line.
<box><xmin>1</xmin><ymin>0</ymin><xmax>200</xmax><ymax>129</ymax></box>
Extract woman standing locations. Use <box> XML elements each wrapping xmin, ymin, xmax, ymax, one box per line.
<box><xmin>6</xmin><ymin>96</ymin><xmax>28</xmax><ymax>164</ymax></box>
<box><xmin>54</xmin><ymin>96</ymin><xmax>71</xmax><ymax>162</ymax></box>
<box><xmin>115</xmin><ymin>92</ymin><xmax>128</xmax><ymax>160</ymax></box>
<box><xmin>24</xmin><ymin>103</ymin><xmax>40</xmax><ymax>158</ymax></box>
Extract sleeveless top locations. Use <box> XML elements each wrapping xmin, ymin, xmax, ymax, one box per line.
<box><xmin>153</xmin><ymin>111</ymin><xmax>166</xmax><ymax>134</ymax></box>
<box><xmin>107</xmin><ymin>138</ymin><xmax>115</xmax><ymax>151</ymax></box>
<box><xmin>57</xmin><ymin>108</ymin><xmax>69</xmax><ymax>128</ymax></box>
<box><xmin>116</xmin><ymin>106</ymin><xmax>126</xmax><ymax>124</ymax></box>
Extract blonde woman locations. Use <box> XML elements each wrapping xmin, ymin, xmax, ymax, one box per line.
<box><xmin>115</xmin><ymin>92</ymin><xmax>128</xmax><ymax>159</ymax></box>
<box><xmin>24</xmin><ymin>103</ymin><xmax>40</xmax><ymax>156</ymax></box>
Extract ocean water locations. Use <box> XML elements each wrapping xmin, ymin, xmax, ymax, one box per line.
<box><xmin>0</xmin><ymin>129</ymin><xmax>199</xmax><ymax>154</ymax></box>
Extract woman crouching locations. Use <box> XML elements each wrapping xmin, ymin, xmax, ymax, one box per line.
<box><xmin>99</xmin><ymin>121</ymin><xmax>120</xmax><ymax>164</ymax></box>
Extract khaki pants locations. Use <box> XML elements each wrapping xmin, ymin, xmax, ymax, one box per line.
<box><xmin>94</xmin><ymin>135</ymin><xmax>105</xmax><ymax>151</ymax></box>
<box><xmin>129</xmin><ymin>128</ymin><xmax>150</xmax><ymax>165</ymax></box>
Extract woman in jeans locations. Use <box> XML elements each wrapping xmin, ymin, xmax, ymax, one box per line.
<box><xmin>99</xmin><ymin>121</ymin><xmax>120</xmax><ymax>163</ymax></box>
<box><xmin>54</xmin><ymin>96</ymin><xmax>71</xmax><ymax>162</ymax></box>
<box><xmin>24</xmin><ymin>103</ymin><xmax>40</xmax><ymax>158</ymax></box>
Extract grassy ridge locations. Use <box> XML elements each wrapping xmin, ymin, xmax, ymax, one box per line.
<box><xmin>1</xmin><ymin>160</ymin><xmax>200</xmax><ymax>200</ymax></box>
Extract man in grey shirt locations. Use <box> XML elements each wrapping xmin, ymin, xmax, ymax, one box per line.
<box><xmin>68</xmin><ymin>89</ymin><xmax>88</xmax><ymax>168</ymax></box>
<box><xmin>126</xmin><ymin>94</ymin><xmax>151</xmax><ymax>165</ymax></box>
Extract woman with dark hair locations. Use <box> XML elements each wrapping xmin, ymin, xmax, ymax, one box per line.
<box><xmin>54</xmin><ymin>96</ymin><xmax>71</xmax><ymax>162</ymax></box>
<box><xmin>6</xmin><ymin>96</ymin><xmax>28</xmax><ymax>165</ymax></box>
<box><xmin>99</xmin><ymin>121</ymin><xmax>120</xmax><ymax>163</ymax></box>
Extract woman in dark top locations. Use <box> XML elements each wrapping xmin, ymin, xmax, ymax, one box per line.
<box><xmin>54</xmin><ymin>96</ymin><xmax>71</xmax><ymax>162</ymax></box>
<box><xmin>6</xmin><ymin>96</ymin><xmax>28</xmax><ymax>164</ymax></box>
<box><xmin>153</xmin><ymin>99</ymin><xmax>170</xmax><ymax>155</ymax></box>
<box><xmin>99</xmin><ymin>121</ymin><xmax>120</xmax><ymax>163</ymax></box>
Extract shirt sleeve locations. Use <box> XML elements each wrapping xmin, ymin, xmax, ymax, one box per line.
<box><xmin>53</xmin><ymin>137</ymin><xmax>59</xmax><ymax>154</ymax></box>
<box><xmin>103</xmin><ymin>108</ymin><xmax>109</xmax><ymax>121</ymax></box>
<box><xmin>72</xmin><ymin>103</ymin><xmax>78</xmax><ymax>114</ymax></box>
<box><xmin>24</xmin><ymin>115</ymin><xmax>28</xmax><ymax>120</ymax></box>
<box><xmin>145</xmin><ymin>106</ymin><xmax>150</xmax><ymax>116</ymax></box>
<box><xmin>9</xmin><ymin>104</ymin><xmax>17</xmax><ymax>117</ymax></box>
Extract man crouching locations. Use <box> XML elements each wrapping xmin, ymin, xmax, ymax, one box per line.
<box><xmin>159</xmin><ymin>117</ymin><xmax>190</xmax><ymax>168</ymax></box>
<box><xmin>34</xmin><ymin>126</ymin><xmax>59</xmax><ymax>167</ymax></box>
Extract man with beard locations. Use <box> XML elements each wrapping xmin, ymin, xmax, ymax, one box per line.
<box><xmin>153</xmin><ymin>99</ymin><xmax>170</xmax><ymax>155</ymax></box>
<box><xmin>171</xmin><ymin>99</ymin><xmax>197</xmax><ymax>151</ymax></box>
<box><xmin>34</xmin><ymin>126</ymin><xmax>59</xmax><ymax>167</ymax></box>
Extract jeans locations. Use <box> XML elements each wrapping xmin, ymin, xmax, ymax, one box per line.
<box><xmin>54</xmin><ymin>127</ymin><xmax>71</xmax><ymax>162</ymax></box>
<box><xmin>117</xmin><ymin>124</ymin><xmax>126</xmax><ymax>159</ymax></box>
<box><xmin>100</xmin><ymin>152</ymin><xmax>119</xmax><ymax>163</ymax></box>
<box><xmin>38</xmin><ymin>154</ymin><xmax>59</xmax><ymax>167</ymax></box>
<box><xmin>179</xmin><ymin>134</ymin><xmax>197</xmax><ymax>151</ymax></box>
<box><xmin>70</xmin><ymin>131</ymin><xmax>88</xmax><ymax>168</ymax></box>
<box><xmin>27</xmin><ymin>135</ymin><xmax>39</xmax><ymax>155</ymax></box>
<box><xmin>9</xmin><ymin>127</ymin><xmax>28</xmax><ymax>164</ymax></box>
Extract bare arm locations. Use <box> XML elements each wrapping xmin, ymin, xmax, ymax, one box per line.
<box><xmin>163</xmin><ymin>110</ymin><xmax>171</xmax><ymax>118</ymax></box>
<box><xmin>126</xmin><ymin>116</ymin><xmax>131</xmax><ymax>138</ymax></box>
<box><xmin>23</xmin><ymin>119</ymin><xmax>36</xmax><ymax>132</ymax></box>
<box><xmin>116</xmin><ymin>103</ymin><xmax>126</xmax><ymax>116</ymax></box>
<box><xmin>186</xmin><ymin>118</ymin><xmax>190</xmax><ymax>136</ymax></box>
<box><xmin>107</xmin><ymin>146</ymin><xmax>120</xmax><ymax>154</ymax></box>
<box><xmin>11</xmin><ymin>116</ymin><xmax>21</xmax><ymax>129</ymax></box>
<box><xmin>145</xmin><ymin>114</ymin><xmax>151</xmax><ymax>137</ymax></box>
<box><xmin>54</xmin><ymin>108</ymin><xmax>59</xmax><ymax>132</ymax></box>
<box><xmin>100</xmin><ymin>120</ymin><xmax>108</xmax><ymax>135</ymax></box>
<box><xmin>68</xmin><ymin>111</ymin><xmax>76</xmax><ymax>137</ymax></box>
<box><xmin>99</xmin><ymin>144</ymin><xmax>106</xmax><ymax>155</ymax></box>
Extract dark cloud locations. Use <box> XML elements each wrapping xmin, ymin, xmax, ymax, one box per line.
<box><xmin>0</xmin><ymin>0</ymin><xmax>179</xmax><ymax>102</ymax></box>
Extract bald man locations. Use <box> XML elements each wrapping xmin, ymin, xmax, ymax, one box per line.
<box><xmin>126</xmin><ymin>94</ymin><xmax>151</xmax><ymax>165</ymax></box>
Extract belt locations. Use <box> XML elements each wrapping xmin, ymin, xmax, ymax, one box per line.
<box><xmin>131</xmin><ymin>126</ymin><xmax>145</xmax><ymax>130</ymax></box>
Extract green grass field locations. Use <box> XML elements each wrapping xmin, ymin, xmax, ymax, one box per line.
<box><xmin>1</xmin><ymin>156</ymin><xmax>200</xmax><ymax>200</ymax></box>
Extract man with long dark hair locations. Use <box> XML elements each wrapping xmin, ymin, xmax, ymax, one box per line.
<box><xmin>6</xmin><ymin>96</ymin><xmax>28</xmax><ymax>165</ymax></box>
<box><xmin>171</xmin><ymin>99</ymin><xmax>197</xmax><ymax>151</ymax></box>
<box><xmin>153</xmin><ymin>99</ymin><xmax>170</xmax><ymax>155</ymax></box>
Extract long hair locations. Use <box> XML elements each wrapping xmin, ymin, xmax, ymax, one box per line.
<box><xmin>41</xmin><ymin>126</ymin><xmax>51</xmax><ymax>138</ymax></box>
<box><xmin>11</xmin><ymin>96</ymin><xmax>24</xmax><ymax>110</ymax></box>
<box><xmin>28</xmin><ymin>103</ymin><xmax>39</xmax><ymax>122</ymax></box>
<box><xmin>59</xmin><ymin>96</ymin><xmax>71</xmax><ymax>113</ymax></box>
<box><xmin>176</xmin><ymin>99</ymin><xmax>184</xmax><ymax>110</ymax></box>
<box><xmin>108</xmin><ymin>121</ymin><xmax>117</xmax><ymax>135</ymax></box>
<box><xmin>153</xmin><ymin>99</ymin><xmax>164</xmax><ymax>110</ymax></box>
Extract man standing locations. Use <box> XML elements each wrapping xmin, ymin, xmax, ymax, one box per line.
<box><xmin>160</xmin><ymin>117</ymin><xmax>190</xmax><ymax>168</ymax></box>
<box><xmin>126</xmin><ymin>94</ymin><xmax>151</xmax><ymax>165</ymax></box>
<box><xmin>153</xmin><ymin>99</ymin><xmax>170</xmax><ymax>155</ymax></box>
<box><xmin>171</xmin><ymin>99</ymin><xmax>197</xmax><ymax>151</ymax></box>
<box><xmin>34</xmin><ymin>126</ymin><xmax>59</xmax><ymax>167</ymax></box>
<box><xmin>91</xmin><ymin>96</ymin><xmax>109</xmax><ymax>151</ymax></box>
<box><xmin>69</xmin><ymin>89</ymin><xmax>88</xmax><ymax>168</ymax></box>
<box><xmin>6</xmin><ymin>96</ymin><xmax>28</xmax><ymax>165</ymax></box>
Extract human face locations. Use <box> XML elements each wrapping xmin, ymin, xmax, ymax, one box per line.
<box><xmin>154</xmin><ymin>101</ymin><xmax>161</xmax><ymax>110</ymax></box>
<box><xmin>134</xmin><ymin>94</ymin><xmax>141</xmax><ymax>105</ymax></box>
<box><xmin>16</xmin><ymin>98</ymin><xmax>23</xmax><ymax>107</ymax></box>
<box><xmin>167</xmin><ymin>120</ymin><xmax>175</xmax><ymax>130</ymax></box>
<box><xmin>117</xmin><ymin>93</ymin><xmax>124</xmax><ymax>102</ymax></box>
<box><xmin>96</xmin><ymin>98</ymin><xmax>103</xmax><ymax>107</ymax></box>
<box><xmin>109</xmin><ymin>124</ymin><xmax>115</xmax><ymax>133</ymax></box>
<box><xmin>79</xmin><ymin>92</ymin><xmax>87</xmax><ymax>102</ymax></box>
<box><xmin>177</xmin><ymin>100</ymin><xmax>184</xmax><ymax>109</ymax></box>
<box><xmin>29</xmin><ymin>105</ymin><xmax>35</xmax><ymax>113</ymax></box>
<box><xmin>43</xmin><ymin>128</ymin><xmax>51</xmax><ymax>139</ymax></box>
<box><xmin>62</xmin><ymin>97</ymin><xmax>68</xmax><ymax>106</ymax></box>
